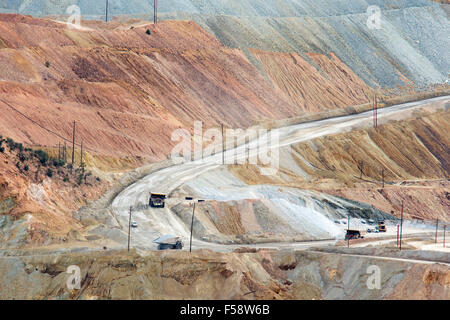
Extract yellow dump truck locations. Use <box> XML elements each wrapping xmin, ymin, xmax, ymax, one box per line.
<box><xmin>377</xmin><ymin>221</ymin><xmax>387</xmax><ymax>232</ymax></box>
<box><xmin>149</xmin><ymin>193</ymin><xmax>166</xmax><ymax>208</ymax></box>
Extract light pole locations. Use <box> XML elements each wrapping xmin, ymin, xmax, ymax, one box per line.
<box><xmin>435</xmin><ymin>219</ymin><xmax>439</xmax><ymax>244</ymax></box>
<box><xmin>188</xmin><ymin>198</ymin><xmax>205</xmax><ymax>253</ymax></box>
<box><xmin>127</xmin><ymin>206</ymin><xmax>132</xmax><ymax>252</ymax></box>
<box><xmin>347</xmin><ymin>215</ymin><xmax>350</xmax><ymax>248</ymax></box>
<box><xmin>399</xmin><ymin>201</ymin><xmax>404</xmax><ymax>251</ymax></box>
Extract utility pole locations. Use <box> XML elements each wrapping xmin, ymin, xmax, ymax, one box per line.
<box><xmin>396</xmin><ymin>225</ymin><xmax>399</xmax><ymax>248</ymax></box>
<box><xmin>347</xmin><ymin>215</ymin><xmax>350</xmax><ymax>248</ymax></box>
<box><xmin>375</xmin><ymin>92</ymin><xmax>378</xmax><ymax>128</ymax></box>
<box><xmin>154</xmin><ymin>0</ymin><xmax>158</xmax><ymax>24</ymax></box>
<box><xmin>221</xmin><ymin>123</ymin><xmax>225</xmax><ymax>165</ymax></box>
<box><xmin>399</xmin><ymin>201</ymin><xmax>404</xmax><ymax>251</ymax></box>
<box><xmin>435</xmin><ymin>219</ymin><xmax>439</xmax><ymax>244</ymax></box>
<box><xmin>382</xmin><ymin>168</ymin><xmax>385</xmax><ymax>188</ymax></box>
<box><xmin>189</xmin><ymin>202</ymin><xmax>196</xmax><ymax>253</ymax></box>
<box><xmin>63</xmin><ymin>141</ymin><xmax>67</xmax><ymax>163</ymax></box>
<box><xmin>127</xmin><ymin>206</ymin><xmax>132</xmax><ymax>252</ymax></box>
<box><xmin>80</xmin><ymin>140</ymin><xmax>83</xmax><ymax>167</ymax></box>
<box><xmin>444</xmin><ymin>225</ymin><xmax>446</xmax><ymax>248</ymax></box>
<box><xmin>105</xmin><ymin>0</ymin><xmax>109</xmax><ymax>22</ymax></box>
<box><xmin>72</xmin><ymin>121</ymin><xmax>76</xmax><ymax>168</ymax></box>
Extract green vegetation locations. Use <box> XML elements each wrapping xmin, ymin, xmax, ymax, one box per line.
<box><xmin>1</xmin><ymin>136</ymin><xmax>99</xmax><ymax>185</ymax></box>
<box><xmin>34</xmin><ymin>149</ymin><xmax>49</xmax><ymax>165</ymax></box>
<box><xmin>45</xmin><ymin>61</ymin><xmax>51</xmax><ymax>68</ymax></box>
<box><xmin>146</xmin><ymin>29</ymin><xmax>151</xmax><ymax>35</ymax></box>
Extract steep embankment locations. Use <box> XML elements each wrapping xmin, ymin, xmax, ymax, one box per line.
<box><xmin>231</xmin><ymin>108</ymin><xmax>450</xmax><ymax>221</ymax></box>
<box><xmin>0</xmin><ymin>14</ymin><xmax>298</xmax><ymax>160</ymax></box>
<box><xmin>250</xmin><ymin>50</ymin><xmax>372</xmax><ymax>112</ymax></box>
<box><xmin>162</xmin><ymin>2</ymin><xmax>449</xmax><ymax>89</ymax></box>
<box><xmin>0</xmin><ymin>136</ymin><xmax>109</xmax><ymax>247</ymax></box>
<box><xmin>0</xmin><ymin>248</ymin><xmax>447</xmax><ymax>300</ymax></box>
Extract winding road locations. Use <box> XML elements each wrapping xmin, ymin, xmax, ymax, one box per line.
<box><xmin>110</xmin><ymin>96</ymin><xmax>449</xmax><ymax>251</ymax></box>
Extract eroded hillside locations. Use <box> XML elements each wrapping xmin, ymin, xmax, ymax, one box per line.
<box><xmin>231</xmin><ymin>108</ymin><xmax>450</xmax><ymax>222</ymax></box>
<box><xmin>0</xmin><ymin>248</ymin><xmax>447</xmax><ymax>300</ymax></box>
<box><xmin>0</xmin><ymin>14</ymin><xmax>298</xmax><ymax>160</ymax></box>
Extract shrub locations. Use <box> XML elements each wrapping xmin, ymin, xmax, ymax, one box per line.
<box><xmin>52</xmin><ymin>158</ymin><xmax>65</xmax><ymax>167</ymax></box>
<box><xmin>63</xmin><ymin>176</ymin><xmax>69</xmax><ymax>183</ymax></box>
<box><xmin>24</xmin><ymin>165</ymin><xmax>29</xmax><ymax>171</ymax></box>
<box><xmin>45</xmin><ymin>61</ymin><xmax>51</xmax><ymax>68</ymax></box>
<box><xmin>46</xmin><ymin>168</ymin><xmax>53</xmax><ymax>178</ymax></box>
<box><xmin>18</xmin><ymin>153</ymin><xmax>27</xmax><ymax>162</ymax></box>
<box><xmin>0</xmin><ymin>147</ymin><xmax>4</xmax><ymax>153</ymax></box>
<box><xmin>34</xmin><ymin>150</ymin><xmax>49</xmax><ymax>165</ymax></box>
<box><xmin>77</xmin><ymin>173</ymin><xmax>84</xmax><ymax>185</ymax></box>
<box><xmin>146</xmin><ymin>29</ymin><xmax>151</xmax><ymax>35</ymax></box>
<box><xmin>6</xmin><ymin>138</ymin><xmax>15</xmax><ymax>150</ymax></box>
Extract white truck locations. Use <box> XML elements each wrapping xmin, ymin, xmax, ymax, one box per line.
<box><xmin>153</xmin><ymin>234</ymin><xmax>183</xmax><ymax>250</ymax></box>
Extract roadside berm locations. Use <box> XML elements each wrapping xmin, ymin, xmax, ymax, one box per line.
<box><xmin>0</xmin><ymin>247</ymin><xmax>447</xmax><ymax>300</ymax></box>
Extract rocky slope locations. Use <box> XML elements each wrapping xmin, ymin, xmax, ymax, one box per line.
<box><xmin>0</xmin><ymin>14</ymin><xmax>299</xmax><ymax>160</ymax></box>
<box><xmin>15</xmin><ymin>0</ymin><xmax>446</xmax><ymax>88</ymax></box>
<box><xmin>0</xmin><ymin>248</ymin><xmax>447</xmax><ymax>300</ymax></box>
<box><xmin>0</xmin><ymin>136</ymin><xmax>107</xmax><ymax>247</ymax></box>
<box><xmin>231</xmin><ymin>108</ymin><xmax>450</xmax><ymax>222</ymax></box>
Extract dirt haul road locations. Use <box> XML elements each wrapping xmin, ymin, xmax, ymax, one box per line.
<box><xmin>110</xmin><ymin>96</ymin><xmax>449</xmax><ymax>251</ymax></box>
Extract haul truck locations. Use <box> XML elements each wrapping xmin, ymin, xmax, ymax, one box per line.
<box><xmin>153</xmin><ymin>235</ymin><xmax>183</xmax><ymax>250</ymax></box>
<box><xmin>345</xmin><ymin>229</ymin><xmax>363</xmax><ymax>240</ymax></box>
<box><xmin>149</xmin><ymin>193</ymin><xmax>166</xmax><ymax>208</ymax></box>
<box><xmin>376</xmin><ymin>221</ymin><xmax>387</xmax><ymax>232</ymax></box>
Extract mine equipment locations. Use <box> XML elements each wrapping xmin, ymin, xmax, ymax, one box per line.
<box><xmin>149</xmin><ymin>193</ymin><xmax>166</xmax><ymax>208</ymax></box>
<box><xmin>345</xmin><ymin>229</ymin><xmax>363</xmax><ymax>240</ymax></box>
<box><xmin>376</xmin><ymin>221</ymin><xmax>387</xmax><ymax>232</ymax></box>
<box><xmin>153</xmin><ymin>235</ymin><xmax>183</xmax><ymax>250</ymax></box>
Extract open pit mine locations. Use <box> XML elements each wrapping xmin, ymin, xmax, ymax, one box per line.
<box><xmin>0</xmin><ymin>0</ymin><xmax>449</xmax><ymax>302</ymax></box>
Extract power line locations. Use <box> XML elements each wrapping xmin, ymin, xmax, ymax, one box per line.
<box><xmin>0</xmin><ymin>98</ymin><xmax>96</xmax><ymax>153</ymax></box>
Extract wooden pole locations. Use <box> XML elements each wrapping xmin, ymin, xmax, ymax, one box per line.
<box><xmin>154</xmin><ymin>0</ymin><xmax>157</xmax><ymax>24</ymax></box>
<box><xmin>399</xmin><ymin>201</ymin><xmax>404</xmax><ymax>251</ymax></box>
<box><xmin>105</xmin><ymin>0</ymin><xmax>109</xmax><ymax>22</ymax></box>
<box><xmin>221</xmin><ymin>123</ymin><xmax>225</xmax><ymax>165</ymax></box>
<box><xmin>127</xmin><ymin>206</ymin><xmax>132</xmax><ymax>252</ymax></box>
<box><xmin>72</xmin><ymin>121</ymin><xmax>76</xmax><ymax>167</ymax></box>
<box><xmin>375</xmin><ymin>92</ymin><xmax>378</xmax><ymax>128</ymax></box>
<box><xmin>435</xmin><ymin>219</ymin><xmax>439</xmax><ymax>244</ymax></box>
<box><xmin>80</xmin><ymin>140</ymin><xmax>83</xmax><ymax>167</ymax></box>
<box><xmin>347</xmin><ymin>215</ymin><xmax>350</xmax><ymax>248</ymax></box>
<box><xmin>396</xmin><ymin>225</ymin><xmax>399</xmax><ymax>247</ymax></box>
<box><xmin>444</xmin><ymin>225</ymin><xmax>446</xmax><ymax>248</ymax></box>
<box><xmin>189</xmin><ymin>202</ymin><xmax>196</xmax><ymax>253</ymax></box>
